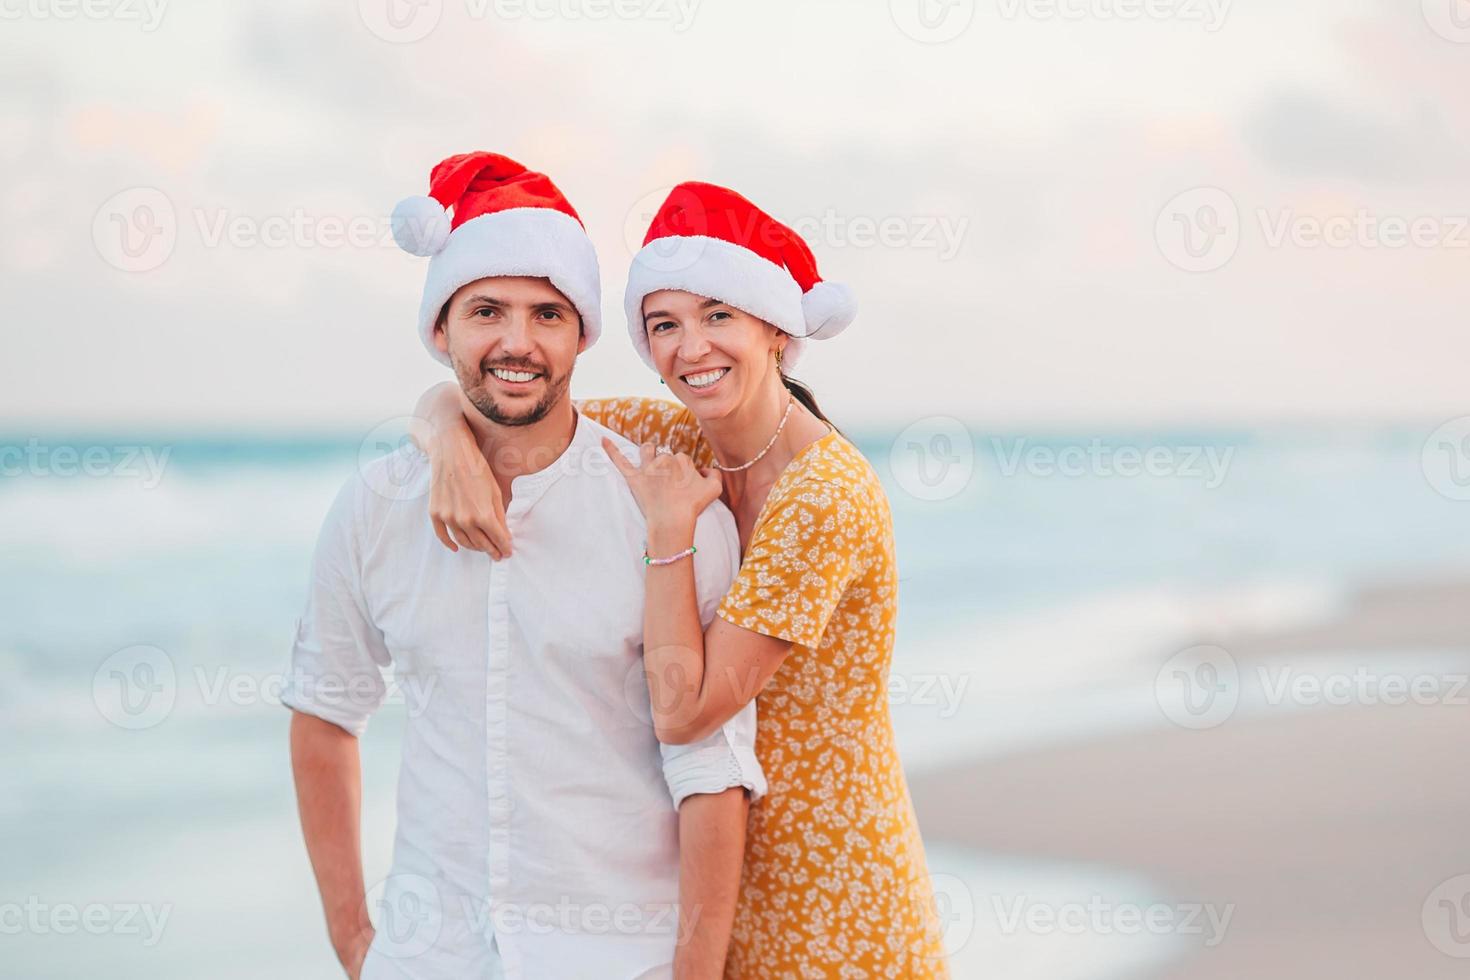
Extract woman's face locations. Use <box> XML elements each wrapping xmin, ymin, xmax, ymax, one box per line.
<box><xmin>641</xmin><ymin>289</ymin><xmax>785</xmax><ymax>422</ymax></box>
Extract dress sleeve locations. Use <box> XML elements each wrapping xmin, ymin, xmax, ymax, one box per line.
<box><xmin>716</xmin><ymin>477</ymin><xmax>863</xmax><ymax>650</ymax></box>
<box><xmin>576</xmin><ymin>396</ymin><xmax>708</xmax><ymax>461</ymax></box>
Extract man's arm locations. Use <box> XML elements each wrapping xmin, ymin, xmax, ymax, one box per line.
<box><xmin>673</xmin><ymin>787</ymin><xmax>749</xmax><ymax>980</ymax></box>
<box><xmin>290</xmin><ymin>711</ymin><xmax>375</xmax><ymax>979</ymax></box>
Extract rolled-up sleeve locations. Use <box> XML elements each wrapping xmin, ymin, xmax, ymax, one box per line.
<box><xmin>281</xmin><ymin>475</ymin><xmax>391</xmax><ymax>737</ymax></box>
<box><xmin>658</xmin><ymin>498</ymin><xmax>767</xmax><ymax>807</ymax></box>
<box><xmin>660</xmin><ymin>701</ymin><xmax>766</xmax><ymax>807</ymax></box>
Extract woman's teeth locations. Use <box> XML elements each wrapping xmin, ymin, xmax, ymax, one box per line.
<box><xmin>683</xmin><ymin>368</ymin><xmax>729</xmax><ymax>389</ymax></box>
<box><xmin>491</xmin><ymin>368</ymin><xmax>539</xmax><ymax>383</ymax></box>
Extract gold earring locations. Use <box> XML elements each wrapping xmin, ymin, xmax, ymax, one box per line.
<box><xmin>775</xmin><ymin>347</ymin><xmax>784</xmax><ymax>371</ymax></box>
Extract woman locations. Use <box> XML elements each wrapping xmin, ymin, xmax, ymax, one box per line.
<box><xmin>417</xmin><ymin>182</ymin><xmax>949</xmax><ymax>977</ymax></box>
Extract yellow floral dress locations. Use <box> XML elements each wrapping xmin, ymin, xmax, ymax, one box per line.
<box><xmin>580</xmin><ymin>397</ymin><xmax>951</xmax><ymax>979</ymax></box>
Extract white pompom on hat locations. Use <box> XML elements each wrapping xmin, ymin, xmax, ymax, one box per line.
<box><xmin>391</xmin><ymin>152</ymin><xmax>601</xmax><ymax>365</ymax></box>
<box><xmin>624</xmin><ymin>181</ymin><xmax>856</xmax><ymax>373</ymax></box>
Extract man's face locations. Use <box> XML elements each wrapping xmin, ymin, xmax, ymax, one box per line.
<box><xmin>434</xmin><ymin>276</ymin><xmax>585</xmax><ymax>427</ymax></box>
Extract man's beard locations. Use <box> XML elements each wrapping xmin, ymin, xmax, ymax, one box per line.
<box><xmin>453</xmin><ymin>351</ymin><xmax>570</xmax><ymax>427</ymax></box>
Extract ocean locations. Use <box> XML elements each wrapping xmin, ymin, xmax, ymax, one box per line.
<box><xmin>5</xmin><ymin>424</ymin><xmax>1469</xmax><ymax>978</ymax></box>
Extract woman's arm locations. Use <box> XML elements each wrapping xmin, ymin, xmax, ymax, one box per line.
<box><xmin>607</xmin><ymin>440</ymin><xmax>793</xmax><ymax>744</ymax></box>
<box><xmin>411</xmin><ymin>390</ymin><xmax>697</xmax><ymax>556</ymax></box>
<box><xmin>409</xmin><ymin>382</ymin><xmax>511</xmax><ymax>558</ymax></box>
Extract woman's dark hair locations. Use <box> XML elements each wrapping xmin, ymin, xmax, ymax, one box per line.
<box><xmin>781</xmin><ymin>373</ymin><xmax>841</xmax><ymax>435</ymax></box>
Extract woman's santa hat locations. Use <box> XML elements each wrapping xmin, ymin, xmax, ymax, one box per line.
<box><xmin>624</xmin><ymin>182</ymin><xmax>855</xmax><ymax>373</ymax></box>
<box><xmin>391</xmin><ymin>151</ymin><xmax>601</xmax><ymax>365</ymax></box>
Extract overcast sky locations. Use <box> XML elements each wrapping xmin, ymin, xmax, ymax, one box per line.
<box><xmin>2</xmin><ymin>0</ymin><xmax>1467</xmax><ymax>431</ymax></box>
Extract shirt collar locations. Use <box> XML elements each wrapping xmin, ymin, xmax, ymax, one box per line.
<box><xmin>505</xmin><ymin>411</ymin><xmax>598</xmax><ymax>515</ymax></box>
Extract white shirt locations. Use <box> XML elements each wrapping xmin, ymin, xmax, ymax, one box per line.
<box><xmin>284</xmin><ymin>413</ymin><xmax>765</xmax><ymax>980</ymax></box>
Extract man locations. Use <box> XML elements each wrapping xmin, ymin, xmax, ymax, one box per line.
<box><xmin>284</xmin><ymin>152</ymin><xmax>764</xmax><ymax>980</ymax></box>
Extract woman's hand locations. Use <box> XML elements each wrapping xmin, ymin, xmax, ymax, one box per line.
<box><xmin>603</xmin><ymin>439</ymin><xmax>723</xmax><ymax>538</ymax></box>
<box><xmin>412</xmin><ymin>382</ymin><xmax>512</xmax><ymax>558</ymax></box>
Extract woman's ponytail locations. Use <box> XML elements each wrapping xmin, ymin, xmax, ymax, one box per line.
<box><xmin>781</xmin><ymin>373</ymin><xmax>841</xmax><ymax>435</ymax></box>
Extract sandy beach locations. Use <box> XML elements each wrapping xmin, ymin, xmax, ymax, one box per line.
<box><xmin>909</xmin><ymin>576</ymin><xmax>1470</xmax><ymax>979</ymax></box>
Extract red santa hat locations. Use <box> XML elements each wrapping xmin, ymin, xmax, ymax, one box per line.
<box><xmin>391</xmin><ymin>152</ymin><xmax>601</xmax><ymax>365</ymax></box>
<box><xmin>624</xmin><ymin>182</ymin><xmax>855</xmax><ymax>373</ymax></box>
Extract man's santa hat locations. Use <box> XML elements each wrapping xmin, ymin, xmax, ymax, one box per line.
<box><xmin>391</xmin><ymin>152</ymin><xmax>601</xmax><ymax>365</ymax></box>
<box><xmin>624</xmin><ymin>182</ymin><xmax>855</xmax><ymax>373</ymax></box>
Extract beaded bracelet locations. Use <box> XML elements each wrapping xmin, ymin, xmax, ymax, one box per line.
<box><xmin>643</xmin><ymin>545</ymin><xmax>697</xmax><ymax>566</ymax></box>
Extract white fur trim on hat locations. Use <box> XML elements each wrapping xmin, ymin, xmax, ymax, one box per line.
<box><xmin>625</xmin><ymin>235</ymin><xmax>844</xmax><ymax>372</ymax></box>
<box><xmin>416</xmin><ymin>207</ymin><xmax>602</xmax><ymax>366</ymax></box>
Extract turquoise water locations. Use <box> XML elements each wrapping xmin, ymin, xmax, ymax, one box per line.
<box><xmin>4</xmin><ymin>426</ymin><xmax>1469</xmax><ymax>977</ymax></box>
